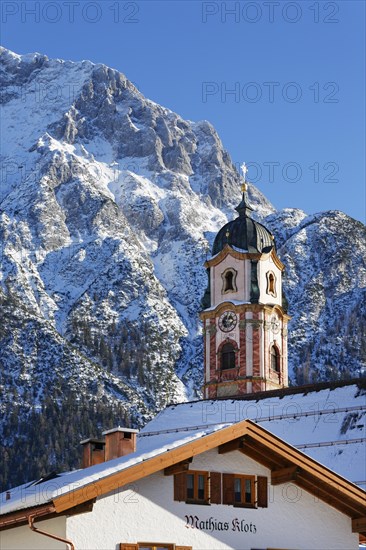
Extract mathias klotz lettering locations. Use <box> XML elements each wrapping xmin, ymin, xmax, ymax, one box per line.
<box><xmin>185</xmin><ymin>515</ymin><xmax>257</xmax><ymax>533</ymax></box>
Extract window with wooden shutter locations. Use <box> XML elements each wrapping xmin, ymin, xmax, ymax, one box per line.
<box><xmin>120</xmin><ymin>545</ymin><xmax>138</xmax><ymax>550</ymax></box>
<box><xmin>223</xmin><ymin>473</ymin><xmax>257</xmax><ymax>507</ymax></box>
<box><xmin>209</xmin><ymin>472</ymin><xmax>222</xmax><ymax>504</ymax></box>
<box><xmin>174</xmin><ymin>471</ymin><xmax>209</xmax><ymax>503</ymax></box>
<box><xmin>173</xmin><ymin>470</ymin><xmax>265</xmax><ymax>508</ymax></box>
<box><xmin>257</xmin><ymin>476</ymin><xmax>268</xmax><ymax>508</ymax></box>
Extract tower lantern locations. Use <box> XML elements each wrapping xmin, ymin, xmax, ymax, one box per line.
<box><xmin>200</xmin><ymin>166</ymin><xmax>290</xmax><ymax>398</ymax></box>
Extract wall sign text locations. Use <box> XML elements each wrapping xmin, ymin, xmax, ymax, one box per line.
<box><xmin>185</xmin><ymin>515</ymin><xmax>257</xmax><ymax>533</ymax></box>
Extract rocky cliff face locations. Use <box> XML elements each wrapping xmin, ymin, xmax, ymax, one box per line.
<box><xmin>266</xmin><ymin>208</ymin><xmax>366</xmax><ymax>384</ymax></box>
<box><xmin>0</xmin><ymin>47</ymin><xmax>365</xmax><ymax>489</ymax></box>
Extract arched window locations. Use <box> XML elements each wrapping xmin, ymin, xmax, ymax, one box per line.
<box><xmin>221</xmin><ymin>343</ymin><xmax>236</xmax><ymax>370</ymax></box>
<box><xmin>266</xmin><ymin>271</ymin><xmax>276</xmax><ymax>297</ymax></box>
<box><xmin>270</xmin><ymin>345</ymin><xmax>280</xmax><ymax>372</ymax></box>
<box><xmin>221</xmin><ymin>268</ymin><xmax>237</xmax><ymax>294</ymax></box>
<box><xmin>224</xmin><ymin>271</ymin><xmax>234</xmax><ymax>291</ymax></box>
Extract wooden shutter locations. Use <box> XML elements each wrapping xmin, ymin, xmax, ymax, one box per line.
<box><xmin>210</xmin><ymin>472</ymin><xmax>222</xmax><ymax>504</ymax></box>
<box><xmin>176</xmin><ymin>547</ymin><xmax>192</xmax><ymax>550</ymax></box>
<box><xmin>174</xmin><ymin>472</ymin><xmax>186</xmax><ymax>501</ymax></box>
<box><xmin>222</xmin><ymin>473</ymin><xmax>235</xmax><ymax>505</ymax></box>
<box><xmin>119</xmin><ymin>545</ymin><xmax>138</xmax><ymax>550</ymax></box>
<box><xmin>257</xmin><ymin>476</ymin><xmax>268</xmax><ymax>508</ymax></box>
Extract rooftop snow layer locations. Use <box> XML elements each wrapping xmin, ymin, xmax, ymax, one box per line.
<box><xmin>141</xmin><ymin>382</ymin><xmax>366</xmax><ymax>484</ymax></box>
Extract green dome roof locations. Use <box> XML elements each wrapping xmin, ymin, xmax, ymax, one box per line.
<box><xmin>212</xmin><ymin>191</ymin><xmax>274</xmax><ymax>256</ymax></box>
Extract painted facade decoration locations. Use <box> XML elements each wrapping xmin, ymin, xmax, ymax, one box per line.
<box><xmin>201</xmin><ymin>179</ymin><xmax>290</xmax><ymax>398</ymax></box>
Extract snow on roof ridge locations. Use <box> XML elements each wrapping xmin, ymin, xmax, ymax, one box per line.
<box><xmin>160</xmin><ymin>378</ymin><xmax>365</xmax><ymax>410</ymax></box>
<box><xmin>139</xmin><ymin>421</ymin><xmax>233</xmax><ymax>438</ymax></box>
<box><xmin>140</xmin><ymin>404</ymin><xmax>366</xmax><ymax>438</ymax></box>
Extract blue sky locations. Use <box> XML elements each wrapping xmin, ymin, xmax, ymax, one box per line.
<box><xmin>2</xmin><ymin>0</ymin><xmax>365</xmax><ymax>222</ymax></box>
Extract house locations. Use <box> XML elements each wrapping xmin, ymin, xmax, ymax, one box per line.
<box><xmin>1</xmin><ymin>405</ymin><xmax>366</xmax><ymax>549</ymax></box>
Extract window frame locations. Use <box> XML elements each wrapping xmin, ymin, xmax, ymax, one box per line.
<box><xmin>223</xmin><ymin>473</ymin><xmax>268</xmax><ymax>508</ymax></box>
<box><xmin>266</xmin><ymin>271</ymin><xmax>277</xmax><ymax>297</ymax></box>
<box><xmin>233</xmin><ymin>474</ymin><xmax>255</xmax><ymax>507</ymax></box>
<box><xmin>270</xmin><ymin>345</ymin><xmax>280</xmax><ymax>373</ymax></box>
<box><xmin>173</xmin><ymin>471</ymin><xmax>221</xmax><ymax>505</ymax></box>
<box><xmin>185</xmin><ymin>470</ymin><xmax>209</xmax><ymax>504</ymax></box>
<box><xmin>221</xmin><ymin>342</ymin><xmax>236</xmax><ymax>370</ymax></box>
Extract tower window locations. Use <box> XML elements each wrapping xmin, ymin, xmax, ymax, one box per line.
<box><xmin>270</xmin><ymin>345</ymin><xmax>280</xmax><ymax>372</ymax></box>
<box><xmin>221</xmin><ymin>268</ymin><xmax>237</xmax><ymax>294</ymax></box>
<box><xmin>221</xmin><ymin>343</ymin><xmax>236</xmax><ymax>370</ymax></box>
<box><xmin>266</xmin><ymin>271</ymin><xmax>276</xmax><ymax>297</ymax></box>
<box><xmin>225</xmin><ymin>271</ymin><xmax>234</xmax><ymax>291</ymax></box>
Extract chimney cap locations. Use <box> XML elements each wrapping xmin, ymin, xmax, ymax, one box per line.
<box><xmin>80</xmin><ymin>438</ymin><xmax>105</xmax><ymax>445</ymax></box>
<box><xmin>102</xmin><ymin>427</ymin><xmax>139</xmax><ymax>436</ymax></box>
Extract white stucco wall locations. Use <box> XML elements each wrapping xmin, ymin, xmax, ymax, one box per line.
<box><xmin>1</xmin><ymin>516</ymin><xmax>67</xmax><ymax>549</ymax></box>
<box><xmin>66</xmin><ymin>449</ymin><xmax>358</xmax><ymax>550</ymax></box>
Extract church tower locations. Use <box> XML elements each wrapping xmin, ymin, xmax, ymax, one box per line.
<box><xmin>200</xmin><ymin>170</ymin><xmax>290</xmax><ymax>399</ymax></box>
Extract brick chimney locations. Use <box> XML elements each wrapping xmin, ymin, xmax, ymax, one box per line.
<box><xmin>102</xmin><ymin>427</ymin><xmax>139</xmax><ymax>461</ymax></box>
<box><xmin>80</xmin><ymin>438</ymin><xmax>106</xmax><ymax>468</ymax></box>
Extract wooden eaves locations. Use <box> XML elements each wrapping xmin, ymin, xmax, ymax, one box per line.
<box><xmin>1</xmin><ymin>420</ymin><xmax>365</xmax><ymax>534</ymax></box>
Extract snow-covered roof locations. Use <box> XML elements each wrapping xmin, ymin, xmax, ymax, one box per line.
<box><xmin>0</xmin><ymin>423</ymin><xmax>228</xmax><ymax>517</ymax></box>
<box><xmin>143</xmin><ymin>381</ymin><xmax>366</xmax><ymax>486</ymax></box>
<box><xmin>1</xmin><ymin>381</ymin><xmax>365</xmax><ymax>520</ymax></box>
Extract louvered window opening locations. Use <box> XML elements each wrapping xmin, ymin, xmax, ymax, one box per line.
<box><xmin>221</xmin><ymin>343</ymin><xmax>236</xmax><ymax>370</ymax></box>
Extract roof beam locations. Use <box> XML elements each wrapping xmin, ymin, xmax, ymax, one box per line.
<box><xmin>240</xmin><ymin>445</ymin><xmax>280</xmax><ymax>469</ymax></box>
<box><xmin>164</xmin><ymin>458</ymin><xmax>192</xmax><ymax>476</ymax></box>
<box><xmin>352</xmin><ymin>517</ymin><xmax>366</xmax><ymax>534</ymax></box>
<box><xmin>271</xmin><ymin>466</ymin><xmax>301</xmax><ymax>485</ymax></box>
<box><xmin>218</xmin><ymin>437</ymin><xmax>245</xmax><ymax>454</ymax></box>
<box><xmin>241</xmin><ymin>439</ymin><xmax>289</xmax><ymax>469</ymax></box>
<box><xmin>297</xmin><ymin>474</ymin><xmax>363</xmax><ymax>518</ymax></box>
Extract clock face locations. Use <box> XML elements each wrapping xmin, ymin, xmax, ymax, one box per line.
<box><xmin>218</xmin><ymin>311</ymin><xmax>237</xmax><ymax>332</ymax></box>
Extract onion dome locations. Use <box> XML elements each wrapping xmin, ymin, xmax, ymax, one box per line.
<box><xmin>212</xmin><ymin>185</ymin><xmax>274</xmax><ymax>256</ymax></box>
